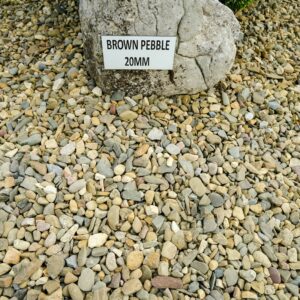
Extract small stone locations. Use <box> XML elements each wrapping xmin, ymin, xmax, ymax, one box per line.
<box><xmin>189</xmin><ymin>177</ymin><xmax>207</xmax><ymax>197</ymax></box>
<box><xmin>253</xmin><ymin>251</ymin><xmax>271</xmax><ymax>268</ymax></box>
<box><xmin>148</xmin><ymin>128</ymin><xmax>163</xmax><ymax>140</ymax></box>
<box><xmin>78</xmin><ymin>268</ymin><xmax>95</xmax><ymax>292</ymax></box>
<box><xmin>114</xmin><ymin>164</ymin><xmax>125</xmax><ymax>175</ymax></box>
<box><xmin>161</xmin><ymin>241</ymin><xmax>177</xmax><ymax>260</ymax></box>
<box><xmin>0</xmin><ymin>264</ymin><xmax>11</xmax><ymax>276</ymax></box>
<box><xmin>151</xmin><ymin>276</ymin><xmax>183</xmax><ymax>289</ymax></box>
<box><xmin>106</xmin><ymin>252</ymin><xmax>117</xmax><ymax>271</ymax></box>
<box><xmin>127</xmin><ymin>251</ymin><xmax>144</xmax><ymax>270</ymax></box>
<box><xmin>120</xmin><ymin>110</ymin><xmax>138</xmax><ymax>121</ymax></box>
<box><xmin>88</xmin><ymin>233</ymin><xmax>108</xmax><ymax>248</ymax></box>
<box><xmin>47</xmin><ymin>254</ymin><xmax>64</xmax><ymax>279</ymax></box>
<box><xmin>145</xmin><ymin>252</ymin><xmax>160</xmax><ymax>269</ymax></box>
<box><xmin>203</xmin><ymin>214</ymin><xmax>217</xmax><ymax>233</ymax></box>
<box><xmin>68</xmin><ymin>283</ymin><xmax>84</xmax><ymax>300</ymax></box>
<box><xmin>21</xmin><ymin>177</ymin><xmax>38</xmax><ymax>191</ymax></box>
<box><xmin>0</xmin><ymin>276</ymin><xmax>12</xmax><ymax>288</ymax></box>
<box><xmin>122</xmin><ymin>279</ymin><xmax>142</xmax><ymax>296</ymax></box>
<box><xmin>60</xmin><ymin>142</ymin><xmax>76</xmax><ymax>156</ymax></box>
<box><xmin>224</xmin><ymin>268</ymin><xmax>238</xmax><ymax>286</ymax></box>
<box><xmin>239</xmin><ymin>270</ymin><xmax>256</xmax><ymax>282</ymax></box>
<box><xmin>3</xmin><ymin>248</ymin><xmax>21</xmax><ymax>264</ymax></box>
<box><xmin>53</xmin><ymin>78</ymin><xmax>65</xmax><ymax>91</ymax></box>
<box><xmin>268</xmin><ymin>267</ymin><xmax>281</xmax><ymax>283</ymax></box>
<box><xmin>69</xmin><ymin>179</ymin><xmax>86</xmax><ymax>193</ymax></box>
<box><xmin>166</xmin><ymin>144</ymin><xmax>181</xmax><ymax>155</ymax></box>
<box><xmin>13</xmin><ymin>239</ymin><xmax>30</xmax><ymax>250</ymax></box>
<box><xmin>245</xmin><ymin>112</ymin><xmax>254</xmax><ymax>121</ymax></box>
<box><xmin>107</xmin><ymin>205</ymin><xmax>120</xmax><ymax>230</ymax></box>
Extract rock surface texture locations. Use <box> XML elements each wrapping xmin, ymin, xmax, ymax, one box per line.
<box><xmin>79</xmin><ymin>0</ymin><xmax>241</xmax><ymax>96</ymax></box>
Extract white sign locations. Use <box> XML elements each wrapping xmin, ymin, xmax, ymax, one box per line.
<box><xmin>102</xmin><ymin>36</ymin><xmax>177</xmax><ymax>70</ymax></box>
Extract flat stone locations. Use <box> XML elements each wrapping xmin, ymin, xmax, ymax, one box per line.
<box><xmin>161</xmin><ymin>241</ymin><xmax>177</xmax><ymax>260</ymax></box>
<box><xmin>3</xmin><ymin>248</ymin><xmax>21</xmax><ymax>264</ymax></box>
<box><xmin>253</xmin><ymin>251</ymin><xmax>271</xmax><ymax>268</ymax></box>
<box><xmin>122</xmin><ymin>279</ymin><xmax>142</xmax><ymax>296</ymax></box>
<box><xmin>88</xmin><ymin>233</ymin><xmax>108</xmax><ymax>248</ymax></box>
<box><xmin>78</xmin><ymin>268</ymin><xmax>95</xmax><ymax>292</ymax></box>
<box><xmin>189</xmin><ymin>177</ymin><xmax>207</xmax><ymax>197</ymax></box>
<box><xmin>21</xmin><ymin>177</ymin><xmax>37</xmax><ymax>191</ymax></box>
<box><xmin>60</xmin><ymin>142</ymin><xmax>76</xmax><ymax>156</ymax></box>
<box><xmin>151</xmin><ymin>276</ymin><xmax>183</xmax><ymax>289</ymax></box>
<box><xmin>190</xmin><ymin>261</ymin><xmax>209</xmax><ymax>274</ymax></box>
<box><xmin>148</xmin><ymin>128</ymin><xmax>164</xmax><ymax>140</ymax></box>
<box><xmin>103</xmin><ymin>204</ymin><xmax>118</xmax><ymax>230</ymax></box>
<box><xmin>96</xmin><ymin>157</ymin><xmax>114</xmax><ymax>177</ymax></box>
<box><xmin>68</xmin><ymin>283</ymin><xmax>84</xmax><ymax>300</ymax></box>
<box><xmin>53</xmin><ymin>78</ymin><xmax>65</xmax><ymax>91</ymax></box>
<box><xmin>47</xmin><ymin>254</ymin><xmax>64</xmax><ymax>279</ymax></box>
<box><xmin>119</xmin><ymin>110</ymin><xmax>138</xmax><ymax>121</ymax></box>
<box><xmin>224</xmin><ymin>268</ymin><xmax>238</xmax><ymax>286</ymax></box>
<box><xmin>69</xmin><ymin>179</ymin><xmax>86</xmax><ymax>193</ymax></box>
<box><xmin>209</xmin><ymin>192</ymin><xmax>225</xmax><ymax>207</ymax></box>
<box><xmin>268</xmin><ymin>267</ymin><xmax>281</xmax><ymax>283</ymax></box>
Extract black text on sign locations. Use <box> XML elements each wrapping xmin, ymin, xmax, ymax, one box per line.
<box><xmin>102</xmin><ymin>36</ymin><xmax>177</xmax><ymax>70</ymax></box>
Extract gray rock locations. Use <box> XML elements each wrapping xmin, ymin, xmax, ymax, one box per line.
<box><xmin>224</xmin><ymin>268</ymin><xmax>238</xmax><ymax>286</ymax></box>
<box><xmin>96</xmin><ymin>157</ymin><xmax>114</xmax><ymax>177</ymax></box>
<box><xmin>203</xmin><ymin>214</ymin><xmax>217</xmax><ymax>233</ymax></box>
<box><xmin>19</xmin><ymin>134</ymin><xmax>42</xmax><ymax>146</ymax></box>
<box><xmin>78</xmin><ymin>268</ymin><xmax>95</xmax><ymax>291</ymax></box>
<box><xmin>47</xmin><ymin>255</ymin><xmax>64</xmax><ymax>279</ymax></box>
<box><xmin>69</xmin><ymin>179</ymin><xmax>86</xmax><ymax>193</ymax></box>
<box><xmin>79</xmin><ymin>0</ymin><xmax>240</xmax><ymax>96</ymax></box>
<box><xmin>122</xmin><ymin>190</ymin><xmax>142</xmax><ymax>201</ymax></box>
<box><xmin>21</xmin><ymin>177</ymin><xmax>37</xmax><ymax>191</ymax></box>
<box><xmin>190</xmin><ymin>261</ymin><xmax>209</xmax><ymax>274</ymax></box>
<box><xmin>148</xmin><ymin>128</ymin><xmax>164</xmax><ymax>140</ymax></box>
<box><xmin>208</xmin><ymin>193</ymin><xmax>225</xmax><ymax>207</ymax></box>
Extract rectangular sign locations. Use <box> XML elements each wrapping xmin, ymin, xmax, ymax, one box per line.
<box><xmin>102</xmin><ymin>36</ymin><xmax>177</xmax><ymax>70</ymax></box>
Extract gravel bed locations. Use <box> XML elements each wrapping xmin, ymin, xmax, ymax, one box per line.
<box><xmin>0</xmin><ymin>0</ymin><xmax>299</xmax><ymax>299</ymax></box>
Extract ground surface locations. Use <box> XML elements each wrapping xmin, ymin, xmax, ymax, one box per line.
<box><xmin>0</xmin><ymin>0</ymin><xmax>299</xmax><ymax>299</ymax></box>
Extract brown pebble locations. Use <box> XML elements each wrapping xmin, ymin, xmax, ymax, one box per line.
<box><xmin>110</xmin><ymin>104</ymin><xmax>116</xmax><ymax>115</ymax></box>
<box><xmin>0</xmin><ymin>130</ymin><xmax>6</xmax><ymax>137</ymax></box>
<box><xmin>151</xmin><ymin>276</ymin><xmax>183</xmax><ymax>289</ymax></box>
<box><xmin>269</xmin><ymin>267</ymin><xmax>281</xmax><ymax>283</ymax></box>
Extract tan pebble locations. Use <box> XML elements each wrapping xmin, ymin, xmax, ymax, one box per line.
<box><xmin>135</xmin><ymin>144</ymin><xmax>149</xmax><ymax>157</ymax></box>
<box><xmin>64</xmin><ymin>272</ymin><xmax>78</xmax><ymax>284</ymax></box>
<box><xmin>209</xmin><ymin>260</ymin><xmax>218</xmax><ymax>271</ymax></box>
<box><xmin>145</xmin><ymin>252</ymin><xmax>160</xmax><ymax>269</ymax></box>
<box><xmin>3</xmin><ymin>248</ymin><xmax>21</xmax><ymax>264</ymax></box>
<box><xmin>127</xmin><ymin>251</ymin><xmax>143</xmax><ymax>270</ymax></box>
<box><xmin>4</xmin><ymin>177</ymin><xmax>15</xmax><ymax>188</ymax></box>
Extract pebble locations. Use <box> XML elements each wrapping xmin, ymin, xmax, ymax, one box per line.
<box><xmin>88</xmin><ymin>233</ymin><xmax>108</xmax><ymax>248</ymax></box>
<box><xmin>161</xmin><ymin>241</ymin><xmax>177</xmax><ymax>259</ymax></box>
<box><xmin>224</xmin><ymin>268</ymin><xmax>238</xmax><ymax>286</ymax></box>
<box><xmin>68</xmin><ymin>283</ymin><xmax>84</xmax><ymax>300</ymax></box>
<box><xmin>148</xmin><ymin>128</ymin><xmax>163</xmax><ymax>140</ymax></box>
<box><xmin>126</xmin><ymin>250</ymin><xmax>143</xmax><ymax>270</ymax></box>
<box><xmin>53</xmin><ymin>78</ymin><xmax>65</xmax><ymax>91</ymax></box>
<box><xmin>122</xmin><ymin>279</ymin><xmax>142</xmax><ymax>295</ymax></box>
<box><xmin>151</xmin><ymin>276</ymin><xmax>183</xmax><ymax>289</ymax></box>
<box><xmin>189</xmin><ymin>177</ymin><xmax>207</xmax><ymax>197</ymax></box>
<box><xmin>47</xmin><ymin>255</ymin><xmax>64</xmax><ymax>279</ymax></box>
<box><xmin>78</xmin><ymin>268</ymin><xmax>95</xmax><ymax>291</ymax></box>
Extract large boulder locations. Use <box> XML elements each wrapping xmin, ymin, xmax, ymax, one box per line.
<box><xmin>79</xmin><ymin>0</ymin><xmax>241</xmax><ymax>96</ymax></box>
